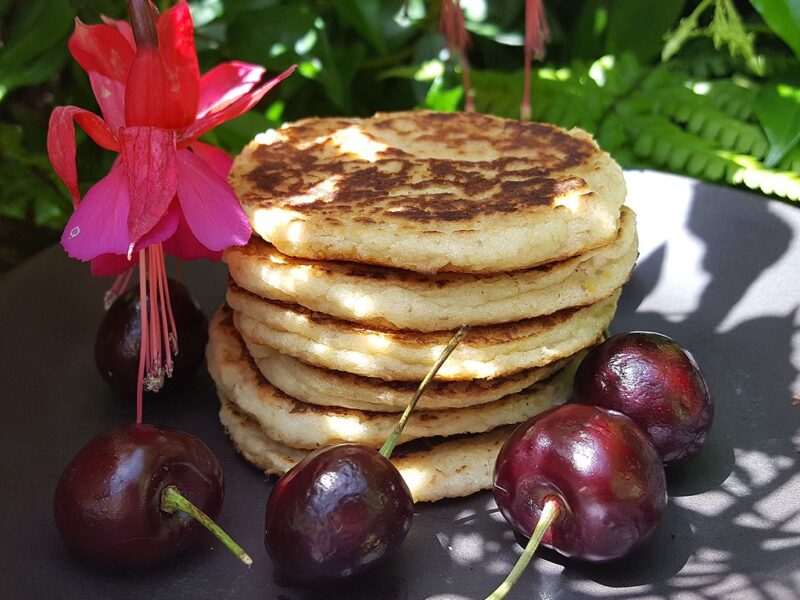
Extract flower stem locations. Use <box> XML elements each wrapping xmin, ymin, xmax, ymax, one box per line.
<box><xmin>484</xmin><ymin>498</ymin><xmax>561</xmax><ymax>600</ymax></box>
<box><xmin>127</xmin><ymin>0</ymin><xmax>159</xmax><ymax>49</ymax></box>
<box><xmin>161</xmin><ymin>485</ymin><xmax>253</xmax><ymax>566</ymax></box>
<box><xmin>379</xmin><ymin>325</ymin><xmax>470</xmax><ymax>459</ymax></box>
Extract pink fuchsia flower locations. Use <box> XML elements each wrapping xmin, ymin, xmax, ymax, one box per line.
<box><xmin>47</xmin><ymin>0</ymin><xmax>293</xmax><ymax>422</ymax></box>
<box><xmin>48</xmin><ymin>0</ymin><xmax>295</xmax><ymax>275</ymax></box>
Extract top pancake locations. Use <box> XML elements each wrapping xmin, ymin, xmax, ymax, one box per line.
<box><xmin>230</xmin><ymin>110</ymin><xmax>626</xmax><ymax>274</ymax></box>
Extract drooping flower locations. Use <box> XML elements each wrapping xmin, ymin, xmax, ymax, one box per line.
<box><xmin>49</xmin><ymin>1</ymin><xmax>295</xmax><ymax>273</ymax></box>
<box><xmin>440</xmin><ymin>0</ymin><xmax>474</xmax><ymax>112</ymax></box>
<box><xmin>47</xmin><ymin>0</ymin><xmax>294</xmax><ymax>422</ymax></box>
<box><xmin>521</xmin><ymin>0</ymin><xmax>550</xmax><ymax>120</ymax></box>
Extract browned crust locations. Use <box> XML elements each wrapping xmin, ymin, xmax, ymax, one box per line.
<box><xmin>237</xmin><ymin>111</ymin><xmax>599</xmax><ymax>224</ymax></box>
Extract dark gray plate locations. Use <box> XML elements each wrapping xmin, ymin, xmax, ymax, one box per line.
<box><xmin>2</xmin><ymin>171</ymin><xmax>799</xmax><ymax>600</ymax></box>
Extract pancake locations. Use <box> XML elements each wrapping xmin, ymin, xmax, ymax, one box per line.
<box><xmin>247</xmin><ymin>343</ymin><xmax>572</xmax><ymax>412</ymax></box>
<box><xmin>208</xmin><ymin>308</ymin><xmax>575</xmax><ymax>449</ymax></box>
<box><xmin>220</xmin><ymin>399</ymin><xmax>513</xmax><ymax>502</ymax></box>
<box><xmin>228</xmin><ymin>285</ymin><xmax>619</xmax><ymax>381</ymax></box>
<box><xmin>230</xmin><ymin>111</ymin><xmax>626</xmax><ymax>274</ymax></box>
<box><xmin>225</xmin><ymin>206</ymin><xmax>637</xmax><ymax>331</ymax></box>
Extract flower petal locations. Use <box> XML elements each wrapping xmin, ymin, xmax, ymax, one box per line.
<box><xmin>61</xmin><ymin>159</ymin><xmax>131</xmax><ymax>260</ymax></box>
<box><xmin>175</xmin><ymin>149</ymin><xmax>251</xmax><ymax>251</ymax></box>
<box><xmin>156</xmin><ymin>0</ymin><xmax>199</xmax><ymax>129</ymax></box>
<box><xmin>163</xmin><ymin>211</ymin><xmax>222</xmax><ymax>261</ymax></box>
<box><xmin>119</xmin><ymin>127</ymin><xmax>179</xmax><ymax>250</ymax></box>
<box><xmin>179</xmin><ymin>65</ymin><xmax>296</xmax><ymax>144</ymax></box>
<box><xmin>197</xmin><ymin>61</ymin><xmax>265</xmax><ymax>119</ymax></box>
<box><xmin>47</xmin><ymin>106</ymin><xmax>119</xmax><ymax>206</ymax></box>
<box><xmin>89</xmin><ymin>72</ymin><xmax>126</xmax><ymax>132</ymax></box>
<box><xmin>189</xmin><ymin>141</ymin><xmax>232</xmax><ymax>178</ymax></box>
<box><xmin>136</xmin><ymin>199</ymin><xmax>181</xmax><ymax>249</ymax></box>
<box><xmin>91</xmin><ymin>253</ymin><xmax>135</xmax><ymax>276</ymax></box>
<box><xmin>89</xmin><ymin>202</ymin><xmax>180</xmax><ymax>275</ymax></box>
<box><xmin>68</xmin><ymin>18</ymin><xmax>136</xmax><ymax>82</ymax></box>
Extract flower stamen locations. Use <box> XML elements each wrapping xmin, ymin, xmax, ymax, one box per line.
<box><xmin>135</xmin><ymin>243</ymin><xmax>179</xmax><ymax>421</ymax></box>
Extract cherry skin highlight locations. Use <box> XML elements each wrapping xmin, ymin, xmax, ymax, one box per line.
<box><xmin>264</xmin><ymin>444</ymin><xmax>414</xmax><ymax>584</ymax></box>
<box><xmin>573</xmin><ymin>331</ymin><xmax>713</xmax><ymax>466</ymax></box>
<box><xmin>95</xmin><ymin>278</ymin><xmax>208</xmax><ymax>395</ymax></box>
<box><xmin>54</xmin><ymin>423</ymin><xmax>223</xmax><ymax>567</ymax></box>
<box><xmin>493</xmin><ymin>404</ymin><xmax>667</xmax><ymax>563</ymax></box>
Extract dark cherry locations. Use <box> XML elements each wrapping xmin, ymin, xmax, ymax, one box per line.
<box><xmin>573</xmin><ymin>331</ymin><xmax>713</xmax><ymax>466</ymax></box>
<box><xmin>54</xmin><ymin>423</ymin><xmax>226</xmax><ymax>567</ymax></box>
<box><xmin>493</xmin><ymin>404</ymin><xmax>667</xmax><ymax>563</ymax></box>
<box><xmin>95</xmin><ymin>279</ymin><xmax>208</xmax><ymax>395</ymax></box>
<box><xmin>264</xmin><ymin>444</ymin><xmax>414</xmax><ymax>584</ymax></box>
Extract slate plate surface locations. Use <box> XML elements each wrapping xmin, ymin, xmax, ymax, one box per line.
<box><xmin>2</xmin><ymin>171</ymin><xmax>799</xmax><ymax>600</ymax></box>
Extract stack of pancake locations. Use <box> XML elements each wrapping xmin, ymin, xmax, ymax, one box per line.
<box><xmin>207</xmin><ymin>111</ymin><xmax>637</xmax><ymax>502</ymax></box>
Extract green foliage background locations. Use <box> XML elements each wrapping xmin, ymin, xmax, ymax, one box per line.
<box><xmin>0</xmin><ymin>0</ymin><xmax>798</xmax><ymax>250</ymax></box>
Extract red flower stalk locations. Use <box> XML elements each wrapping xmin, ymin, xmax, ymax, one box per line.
<box><xmin>521</xmin><ymin>0</ymin><xmax>550</xmax><ymax>120</ymax></box>
<box><xmin>440</xmin><ymin>0</ymin><xmax>474</xmax><ymax>112</ymax></box>
<box><xmin>47</xmin><ymin>0</ymin><xmax>294</xmax><ymax>422</ymax></box>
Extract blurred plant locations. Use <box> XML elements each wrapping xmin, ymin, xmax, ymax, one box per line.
<box><xmin>1</xmin><ymin>0</ymin><xmax>799</xmax><ymax>258</ymax></box>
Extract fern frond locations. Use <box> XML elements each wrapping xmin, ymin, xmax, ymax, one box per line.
<box><xmin>778</xmin><ymin>145</ymin><xmax>800</xmax><ymax>174</ymax></box>
<box><xmin>695</xmin><ymin>79</ymin><xmax>757</xmax><ymax>121</ymax></box>
<box><xmin>471</xmin><ymin>68</ymin><xmax>610</xmax><ymax>131</ymax></box>
<box><xmin>624</xmin><ymin>115</ymin><xmax>800</xmax><ymax>200</ymax></box>
<box><xmin>646</xmin><ymin>85</ymin><xmax>768</xmax><ymax>158</ymax></box>
<box><xmin>723</xmin><ymin>153</ymin><xmax>800</xmax><ymax>201</ymax></box>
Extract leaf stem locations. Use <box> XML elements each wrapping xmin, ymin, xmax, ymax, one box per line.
<box><xmin>379</xmin><ymin>324</ymin><xmax>470</xmax><ymax>459</ymax></box>
<box><xmin>161</xmin><ymin>485</ymin><xmax>253</xmax><ymax>566</ymax></box>
<box><xmin>484</xmin><ymin>498</ymin><xmax>561</xmax><ymax>600</ymax></box>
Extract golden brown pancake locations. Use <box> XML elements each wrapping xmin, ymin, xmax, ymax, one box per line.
<box><xmin>228</xmin><ymin>283</ymin><xmax>619</xmax><ymax>381</ymax></box>
<box><xmin>220</xmin><ymin>399</ymin><xmax>513</xmax><ymax>502</ymax></box>
<box><xmin>207</xmin><ymin>307</ymin><xmax>575</xmax><ymax>449</ymax></box>
<box><xmin>224</xmin><ymin>206</ymin><xmax>637</xmax><ymax>331</ymax></box>
<box><xmin>230</xmin><ymin>111</ymin><xmax>626</xmax><ymax>274</ymax></box>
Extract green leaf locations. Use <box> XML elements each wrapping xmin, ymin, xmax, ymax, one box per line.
<box><xmin>202</xmin><ymin>111</ymin><xmax>268</xmax><ymax>153</ymax></box>
<box><xmin>329</xmin><ymin>0</ymin><xmax>387</xmax><ymax>54</ymax></box>
<box><xmin>571</xmin><ymin>0</ymin><xmax>609</xmax><ymax>60</ymax></box>
<box><xmin>749</xmin><ymin>0</ymin><xmax>800</xmax><ymax>61</ymax></box>
<box><xmin>226</xmin><ymin>4</ymin><xmax>316</xmax><ymax>68</ymax></box>
<box><xmin>605</xmin><ymin>0</ymin><xmax>687</xmax><ymax>63</ymax></box>
<box><xmin>753</xmin><ymin>83</ymin><xmax>800</xmax><ymax>166</ymax></box>
<box><xmin>0</xmin><ymin>44</ymin><xmax>67</xmax><ymax>102</ymax></box>
<box><xmin>0</xmin><ymin>0</ymin><xmax>72</xmax><ymax>99</ymax></box>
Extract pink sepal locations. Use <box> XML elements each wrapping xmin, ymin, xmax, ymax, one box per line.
<box><xmin>155</xmin><ymin>0</ymin><xmax>200</xmax><ymax>129</ymax></box>
<box><xmin>119</xmin><ymin>127</ymin><xmax>179</xmax><ymax>249</ymax></box>
<box><xmin>197</xmin><ymin>61</ymin><xmax>265</xmax><ymax>119</ymax></box>
<box><xmin>179</xmin><ymin>65</ymin><xmax>296</xmax><ymax>144</ymax></box>
<box><xmin>68</xmin><ymin>18</ymin><xmax>135</xmax><ymax>82</ymax></box>
<box><xmin>89</xmin><ymin>72</ymin><xmax>126</xmax><ymax>132</ymax></box>
<box><xmin>175</xmin><ymin>148</ymin><xmax>251</xmax><ymax>251</ymax></box>
<box><xmin>47</xmin><ymin>106</ymin><xmax>119</xmax><ymax>206</ymax></box>
<box><xmin>100</xmin><ymin>15</ymin><xmax>136</xmax><ymax>50</ymax></box>
<box><xmin>189</xmin><ymin>141</ymin><xmax>232</xmax><ymax>178</ymax></box>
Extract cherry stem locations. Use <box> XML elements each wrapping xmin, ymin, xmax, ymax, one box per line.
<box><xmin>485</xmin><ymin>498</ymin><xmax>561</xmax><ymax>600</ymax></box>
<box><xmin>379</xmin><ymin>324</ymin><xmax>470</xmax><ymax>459</ymax></box>
<box><xmin>161</xmin><ymin>485</ymin><xmax>253</xmax><ymax>566</ymax></box>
